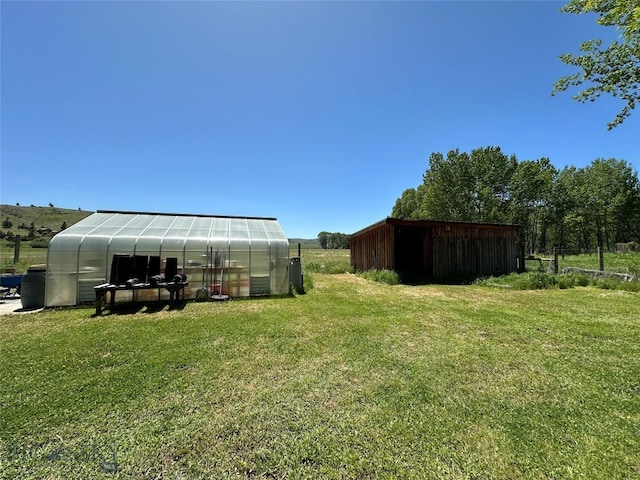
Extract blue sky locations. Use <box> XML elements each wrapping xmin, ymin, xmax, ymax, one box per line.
<box><xmin>1</xmin><ymin>1</ymin><xmax>638</xmax><ymax>238</ymax></box>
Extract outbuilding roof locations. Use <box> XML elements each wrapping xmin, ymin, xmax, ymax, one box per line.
<box><xmin>351</xmin><ymin>217</ymin><xmax>520</xmax><ymax>237</ymax></box>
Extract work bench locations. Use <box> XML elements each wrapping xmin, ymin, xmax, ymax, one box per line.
<box><xmin>93</xmin><ymin>281</ymin><xmax>188</xmax><ymax>315</ymax></box>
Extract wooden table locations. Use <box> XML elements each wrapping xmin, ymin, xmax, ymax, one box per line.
<box><xmin>93</xmin><ymin>282</ymin><xmax>188</xmax><ymax>315</ymax></box>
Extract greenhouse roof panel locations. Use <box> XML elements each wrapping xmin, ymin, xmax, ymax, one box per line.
<box><xmin>58</xmin><ymin>211</ymin><xmax>288</xmax><ymax>242</ymax></box>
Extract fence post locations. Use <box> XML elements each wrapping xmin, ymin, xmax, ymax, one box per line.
<box><xmin>597</xmin><ymin>218</ymin><xmax>605</xmax><ymax>272</ymax></box>
<box><xmin>598</xmin><ymin>246</ymin><xmax>605</xmax><ymax>272</ymax></box>
<box><xmin>13</xmin><ymin>235</ymin><xmax>21</xmax><ymax>264</ymax></box>
<box><xmin>553</xmin><ymin>247</ymin><xmax>558</xmax><ymax>274</ymax></box>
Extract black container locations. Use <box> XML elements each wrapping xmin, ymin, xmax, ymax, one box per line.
<box><xmin>110</xmin><ymin>254</ymin><xmax>134</xmax><ymax>286</ymax></box>
<box><xmin>21</xmin><ymin>265</ymin><xmax>46</xmax><ymax>309</ymax></box>
<box><xmin>109</xmin><ymin>255</ymin><xmax>126</xmax><ymax>284</ymax></box>
<box><xmin>148</xmin><ymin>256</ymin><xmax>161</xmax><ymax>277</ymax></box>
<box><xmin>133</xmin><ymin>255</ymin><xmax>149</xmax><ymax>284</ymax></box>
<box><xmin>165</xmin><ymin>257</ymin><xmax>178</xmax><ymax>280</ymax></box>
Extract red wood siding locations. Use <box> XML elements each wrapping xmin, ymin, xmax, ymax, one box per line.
<box><xmin>350</xmin><ymin>218</ymin><xmax>520</xmax><ymax>279</ymax></box>
<box><xmin>350</xmin><ymin>222</ymin><xmax>394</xmax><ymax>271</ymax></box>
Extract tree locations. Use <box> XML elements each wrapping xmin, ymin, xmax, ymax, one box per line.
<box><xmin>552</xmin><ymin>0</ymin><xmax>640</xmax><ymax>129</ymax></box>
<box><xmin>392</xmin><ymin>147</ymin><xmax>516</xmax><ymax>223</ymax></box>
<box><xmin>509</xmin><ymin>158</ymin><xmax>557</xmax><ymax>254</ymax></box>
<box><xmin>317</xmin><ymin>231</ymin><xmax>349</xmax><ymax>249</ymax></box>
<box><xmin>419</xmin><ymin>149</ymin><xmax>475</xmax><ymax>221</ymax></box>
<box><xmin>391</xmin><ymin>188</ymin><xmax>420</xmax><ymax>219</ymax></box>
<box><xmin>329</xmin><ymin>233</ymin><xmax>349</xmax><ymax>249</ymax></box>
<box><xmin>317</xmin><ymin>231</ymin><xmax>329</xmax><ymax>249</ymax></box>
<box><xmin>582</xmin><ymin>158</ymin><xmax>639</xmax><ymax>249</ymax></box>
<box><xmin>467</xmin><ymin>146</ymin><xmax>517</xmax><ymax>223</ymax></box>
<box><xmin>552</xmin><ymin>166</ymin><xmax>589</xmax><ymax>250</ymax></box>
<box><xmin>550</xmin><ymin>160</ymin><xmax>639</xmax><ymax>251</ymax></box>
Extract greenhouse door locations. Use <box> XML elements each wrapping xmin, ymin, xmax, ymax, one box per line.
<box><xmin>250</xmin><ymin>243</ymin><xmax>270</xmax><ymax>296</ymax></box>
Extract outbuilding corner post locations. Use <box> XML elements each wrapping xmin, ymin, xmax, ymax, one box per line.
<box><xmin>517</xmin><ymin>229</ymin><xmax>526</xmax><ymax>273</ymax></box>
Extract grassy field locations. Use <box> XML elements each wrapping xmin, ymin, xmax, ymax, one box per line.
<box><xmin>555</xmin><ymin>252</ymin><xmax>640</xmax><ymax>275</ymax></box>
<box><xmin>1</xmin><ymin>258</ymin><xmax>639</xmax><ymax>478</ymax></box>
<box><xmin>0</xmin><ymin>204</ymin><xmax>92</xmax><ymax>231</ymax></box>
<box><xmin>0</xmin><ymin>205</ymin><xmax>93</xmax><ymax>271</ymax></box>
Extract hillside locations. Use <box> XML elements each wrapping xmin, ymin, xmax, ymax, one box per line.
<box><xmin>1</xmin><ymin>204</ymin><xmax>94</xmax><ymax>236</ymax></box>
<box><xmin>1</xmin><ymin>207</ymin><xmax>319</xmax><ymax>243</ymax></box>
<box><xmin>289</xmin><ymin>238</ymin><xmax>321</xmax><ymax>248</ymax></box>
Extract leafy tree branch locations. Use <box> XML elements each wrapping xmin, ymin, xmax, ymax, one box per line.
<box><xmin>552</xmin><ymin>0</ymin><xmax>640</xmax><ymax>129</ymax></box>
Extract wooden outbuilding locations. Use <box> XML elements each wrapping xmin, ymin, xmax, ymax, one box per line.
<box><xmin>350</xmin><ymin>218</ymin><xmax>523</xmax><ymax>281</ymax></box>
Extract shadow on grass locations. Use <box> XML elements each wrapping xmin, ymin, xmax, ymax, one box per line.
<box><xmin>92</xmin><ymin>300</ymin><xmax>188</xmax><ymax>317</ymax></box>
<box><xmin>216</xmin><ymin>293</ymin><xmax>298</xmax><ymax>302</ymax></box>
<box><xmin>398</xmin><ymin>272</ymin><xmax>482</xmax><ymax>286</ymax></box>
<box><xmin>13</xmin><ymin>306</ymin><xmax>45</xmax><ymax>313</ymax></box>
<box><xmin>92</xmin><ymin>293</ymin><xmax>298</xmax><ymax>317</ymax></box>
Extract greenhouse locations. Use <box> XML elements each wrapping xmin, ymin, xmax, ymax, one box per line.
<box><xmin>45</xmin><ymin>210</ymin><xmax>290</xmax><ymax>307</ymax></box>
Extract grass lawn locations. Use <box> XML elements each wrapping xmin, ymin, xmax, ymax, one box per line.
<box><xmin>1</xmin><ymin>271</ymin><xmax>639</xmax><ymax>479</ymax></box>
<box><xmin>557</xmin><ymin>252</ymin><xmax>640</xmax><ymax>275</ymax></box>
<box><xmin>0</xmin><ymin>243</ymin><xmax>49</xmax><ymax>272</ymax></box>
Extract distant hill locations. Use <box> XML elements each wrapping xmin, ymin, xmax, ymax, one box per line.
<box><xmin>289</xmin><ymin>238</ymin><xmax>321</xmax><ymax>248</ymax></box>
<box><xmin>1</xmin><ymin>204</ymin><xmax>93</xmax><ymax>237</ymax></box>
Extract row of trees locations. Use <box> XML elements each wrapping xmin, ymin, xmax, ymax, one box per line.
<box><xmin>1</xmin><ymin>220</ymin><xmax>38</xmax><ymax>241</ymax></box>
<box><xmin>391</xmin><ymin>146</ymin><xmax>640</xmax><ymax>254</ymax></box>
<box><xmin>317</xmin><ymin>231</ymin><xmax>350</xmax><ymax>249</ymax></box>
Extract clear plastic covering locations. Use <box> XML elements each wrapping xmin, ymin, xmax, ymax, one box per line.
<box><xmin>45</xmin><ymin>211</ymin><xmax>290</xmax><ymax>306</ymax></box>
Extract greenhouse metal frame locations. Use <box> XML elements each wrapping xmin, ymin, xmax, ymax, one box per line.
<box><xmin>45</xmin><ymin>210</ymin><xmax>290</xmax><ymax>307</ymax></box>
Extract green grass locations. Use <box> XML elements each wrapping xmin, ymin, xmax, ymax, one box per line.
<box><xmin>500</xmin><ymin>252</ymin><xmax>640</xmax><ymax>292</ymax></box>
<box><xmin>296</xmin><ymin>247</ymin><xmax>352</xmax><ymax>275</ymax></box>
<box><xmin>0</xmin><ymin>244</ymin><xmax>48</xmax><ymax>272</ymax></box>
<box><xmin>356</xmin><ymin>269</ymin><xmax>400</xmax><ymax>285</ymax></box>
<box><xmin>558</xmin><ymin>252</ymin><xmax>640</xmax><ymax>276</ymax></box>
<box><xmin>1</xmin><ymin>274</ymin><xmax>639</xmax><ymax>479</ymax></box>
<box><xmin>523</xmin><ymin>252</ymin><xmax>640</xmax><ymax>277</ymax></box>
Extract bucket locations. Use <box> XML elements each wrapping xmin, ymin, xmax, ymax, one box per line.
<box><xmin>21</xmin><ymin>265</ymin><xmax>46</xmax><ymax>310</ymax></box>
